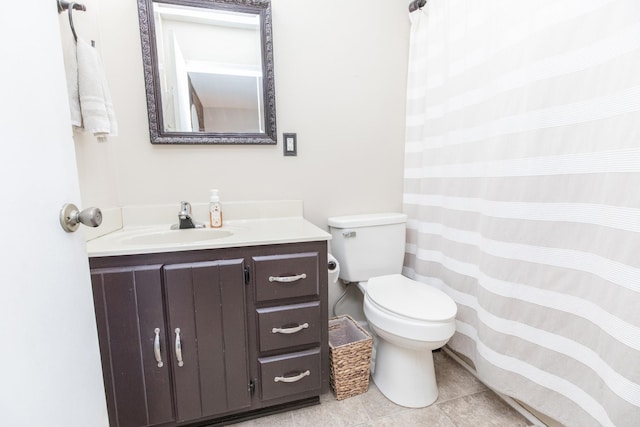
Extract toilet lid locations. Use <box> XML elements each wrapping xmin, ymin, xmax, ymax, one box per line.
<box><xmin>366</xmin><ymin>274</ymin><xmax>457</xmax><ymax>322</ymax></box>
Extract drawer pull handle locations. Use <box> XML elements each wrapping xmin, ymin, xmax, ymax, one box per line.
<box><xmin>274</xmin><ymin>370</ymin><xmax>310</xmax><ymax>383</ymax></box>
<box><xmin>175</xmin><ymin>328</ymin><xmax>184</xmax><ymax>367</ymax></box>
<box><xmin>153</xmin><ymin>328</ymin><xmax>163</xmax><ymax>368</ymax></box>
<box><xmin>272</xmin><ymin>323</ymin><xmax>309</xmax><ymax>334</ymax></box>
<box><xmin>269</xmin><ymin>273</ymin><xmax>307</xmax><ymax>283</ymax></box>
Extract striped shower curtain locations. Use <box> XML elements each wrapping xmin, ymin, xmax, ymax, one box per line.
<box><xmin>402</xmin><ymin>1</ymin><xmax>640</xmax><ymax>426</ymax></box>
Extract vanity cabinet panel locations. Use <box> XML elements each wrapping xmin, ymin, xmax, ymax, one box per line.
<box><xmin>256</xmin><ymin>302</ymin><xmax>321</xmax><ymax>352</ymax></box>
<box><xmin>90</xmin><ymin>240</ymin><xmax>329</xmax><ymax>427</ymax></box>
<box><xmin>163</xmin><ymin>259</ymin><xmax>250</xmax><ymax>422</ymax></box>
<box><xmin>258</xmin><ymin>348</ymin><xmax>322</xmax><ymax>401</ymax></box>
<box><xmin>253</xmin><ymin>252</ymin><xmax>319</xmax><ymax>302</ymax></box>
<box><xmin>91</xmin><ymin>265</ymin><xmax>175</xmax><ymax>427</ymax></box>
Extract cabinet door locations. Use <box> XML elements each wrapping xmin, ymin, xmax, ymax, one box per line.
<box><xmin>91</xmin><ymin>265</ymin><xmax>174</xmax><ymax>427</ymax></box>
<box><xmin>163</xmin><ymin>259</ymin><xmax>251</xmax><ymax>423</ymax></box>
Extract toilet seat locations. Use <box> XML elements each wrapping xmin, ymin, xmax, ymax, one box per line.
<box><xmin>366</xmin><ymin>274</ymin><xmax>456</xmax><ymax>323</ymax></box>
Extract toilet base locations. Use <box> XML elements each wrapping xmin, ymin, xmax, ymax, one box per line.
<box><xmin>371</xmin><ymin>338</ymin><xmax>438</xmax><ymax>408</ymax></box>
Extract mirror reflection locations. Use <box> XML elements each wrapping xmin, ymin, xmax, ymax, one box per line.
<box><xmin>138</xmin><ymin>0</ymin><xmax>277</xmax><ymax>144</ymax></box>
<box><xmin>154</xmin><ymin>4</ymin><xmax>264</xmax><ymax>133</ymax></box>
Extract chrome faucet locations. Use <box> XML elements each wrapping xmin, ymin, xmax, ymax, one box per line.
<box><xmin>171</xmin><ymin>201</ymin><xmax>205</xmax><ymax>229</ymax></box>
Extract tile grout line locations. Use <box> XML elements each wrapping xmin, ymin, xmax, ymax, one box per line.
<box><xmin>442</xmin><ymin>347</ymin><xmax>547</xmax><ymax>427</ymax></box>
<box><xmin>430</xmin><ymin>401</ymin><xmax>460</xmax><ymax>427</ymax></box>
<box><xmin>357</xmin><ymin>392</ymin><xmax>375</xmax><ymax>426</ymax></box>
<box><xmin>432</xmin><ymin>384</ymin><xmax>488</xmax><ymax>406</ymax></box>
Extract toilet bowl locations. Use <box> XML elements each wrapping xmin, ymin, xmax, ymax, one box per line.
<box><xmin>360</xmin><ymin>274</ymin><xmax>456</xmax><ymax>407</ymax></box>
<box><xmin>327</xmin><ymin>213</ymin><xmax>458</xmax><ymax>408</ymax></box>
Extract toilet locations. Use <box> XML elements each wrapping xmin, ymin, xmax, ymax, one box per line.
<box><xmin>327</xmin><ymin>213</ymin><xmax>457</xmax><ymax>408</ymax></box>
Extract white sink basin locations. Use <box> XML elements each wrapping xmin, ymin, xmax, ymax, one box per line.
<box><xmin>122</xmin><ymin>228</ymin><xmax>233</xmax><ymax>245</ymax></box>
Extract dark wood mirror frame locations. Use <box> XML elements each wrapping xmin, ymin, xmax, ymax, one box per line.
<box><xmin>137</xmin><ymin>0</ymin><xmax>277</xmax><ymax>144</ymax></box>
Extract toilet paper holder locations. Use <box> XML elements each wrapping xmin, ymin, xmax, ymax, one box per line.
<box><xmin>327</xmin><ymin>253</ymin><xmax>341</xmax><ymax>285</ymax></box>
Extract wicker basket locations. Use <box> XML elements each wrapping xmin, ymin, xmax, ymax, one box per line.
<box><xmin>328</xmin><ymin>315</ymin><xmax>373</xmax><ymax>400</ymax></box>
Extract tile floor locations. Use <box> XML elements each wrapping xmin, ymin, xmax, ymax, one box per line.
<box><xmin>231</xmin><ymin>350</ymin><xmax>532</xmax><ymax>426</ymax></box>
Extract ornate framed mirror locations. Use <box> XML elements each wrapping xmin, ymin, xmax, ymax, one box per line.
<box><xmin>137</xmin><ymin>0</ymin><xmax>276</xmax><ymax>144</ymax></box>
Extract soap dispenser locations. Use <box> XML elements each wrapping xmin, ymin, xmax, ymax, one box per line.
<box><xmin>209</xmin><ymin>189</ymin><xmax>223</xmax><ymax>228</ymax></box>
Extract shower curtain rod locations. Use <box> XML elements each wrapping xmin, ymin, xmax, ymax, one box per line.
<box><xmin>409</xmin><ymin>0</ymin><xmax>427</xmax><ymax>13</ymax></box>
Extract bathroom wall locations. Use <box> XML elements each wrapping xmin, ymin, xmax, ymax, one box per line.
<box><xmin>69</xmin><ymin>0</ymin><xmax>410</xmax><ymax>316</ymax></box>
<box><xmin>72</xmin><ymin>0</ymin><xmax>409</xmax><ymax>224</ymax></box>
<box><xmin>60</xmin><ymin>0</ymin><xmax>120</xmax><ymax>215</ymax></box>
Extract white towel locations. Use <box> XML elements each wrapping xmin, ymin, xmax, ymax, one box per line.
<box><xmin>76</xmin><ymin>38</ymin><xmax>118</xmax><ymax>142</ymax></box>
<box><xmin>63</xmin><ymin>38</ymin><xmax>82</xmax><ymax>127</ymax></box>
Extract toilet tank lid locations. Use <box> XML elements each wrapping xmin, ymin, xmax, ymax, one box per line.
<box><xmin>327</xmin><ymin>213</ymin><xmax>407</xmax><ymax>228</ymax></box>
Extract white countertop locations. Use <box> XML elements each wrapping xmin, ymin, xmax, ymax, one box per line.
<box><xmin>85</xmin><ymin>201</ymin><xmax>331</xmax><ymax>257</ymax></box>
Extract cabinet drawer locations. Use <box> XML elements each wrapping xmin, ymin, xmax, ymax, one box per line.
<box><xmin>253</xmin><ymin>252</ymin><xmax>319</xmax><ymax>302</ymax></box>
<box><xmin>257</xmin><ymin>302</ymin><xmax>320</xmax><ymax>352</ymax></box>
<box><xmin>259</xmin><ymin>348</ymin><xmax>321</xmax><ymax>401</ymax></box>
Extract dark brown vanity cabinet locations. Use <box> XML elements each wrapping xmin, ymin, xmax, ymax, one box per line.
<box><xmin>89</xmin><ymin>241</ymin><xmax>328</xmax><ymax>427</ymax></box>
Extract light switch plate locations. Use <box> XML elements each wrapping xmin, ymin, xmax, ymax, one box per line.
<box><xmin>283</xmin><ymin>133</ymin><xmax>297</xmax><ymax>156</ymax></box>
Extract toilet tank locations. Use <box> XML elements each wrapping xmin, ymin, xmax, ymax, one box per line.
<box><xmin>327</xmin><ymin>213</ymin><xmax>408</xmax><ymax>283</ymax></box>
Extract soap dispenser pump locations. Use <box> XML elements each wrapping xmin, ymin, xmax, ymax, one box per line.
<box><xmin>209</xmin><ymin>189</ymin><xmax>223</xmax><ymax>228</ymax></box>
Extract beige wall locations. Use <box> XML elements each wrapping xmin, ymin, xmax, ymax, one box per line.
<box><xmin>69</xmin><ymin>0</ymin><xmax>409</xmax><ymax>316</ymax></box>
<box><xmin>72</xmin><ymin>0</ymin><xmax>409</xmax><ymax>229</ymax></box>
